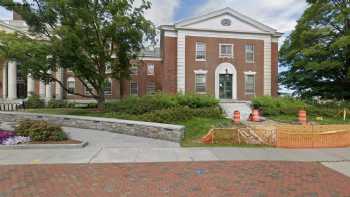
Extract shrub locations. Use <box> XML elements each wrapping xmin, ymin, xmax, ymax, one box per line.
<box><xmin>15</xmin><ymin>120</ymin><xmax>67</xmax><ymax>141</ymax></box>
<box><xmin>252</xmin><ymin>96</ymin><xmax>306</xmax><ymax>116</ymax></box>
<box><xmin>136</xmin><ymin>106</ymin><xmax>224</xmax><ymax>123</ymax></box>
<box><xmin>105</xmin><ymin>93</ymin><xmax>219</xmax><ymax>114</ymax></box>
<box><xmin>25</xmin><ymin>95</ymin><xmax>45</xmax><ymax>109</ymax></box>
<box><xmin>47</xmin><ymin>100</ymin><xmax>69</xmax><ymax>108</ymax></box>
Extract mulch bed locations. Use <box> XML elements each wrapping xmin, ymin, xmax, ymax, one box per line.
<box><xmin>28</xmin><ymin>139</ymin><xmax>82</xmax><ymax>144</ymax></box>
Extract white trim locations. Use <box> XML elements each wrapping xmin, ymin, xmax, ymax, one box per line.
<box><xmin>219</xmin><ymin>43</ymin><xmax>234</xmax><ymax>58</ymax></box>
<box><xmin>164</xmin><ymin>31</ymin><xmax>177</xmax><ymax>37</ymax></box>
<box><xmin>177</xmin><ymin>31</ymin><xmax>186</xmax><ymax>93</ymax></box>
<box><xmin>194</xmin><ymin>69</ymin><xmax>208</xmax><ymax>74</ymax></box>
<box><xmin>244</xmin><ymin>71</ymin><xmax>257</xmax><ymax>75</ymax></box>
<box><xmin>67</xmin><ymin>77</ymin><xmax>76</xmax><ymax>96</ymax></box>
<box><xmin>272</xmin><ymin>37</ymin><xmax>279</xmax><ymax>43</ymax></box>
<box><xmin>174</xmin><ymin>7</ymin><xmax>278</xmax><ymax>34</ymax></box>
<box><xmin>215</xmin><ymin>62</ymin><xmax>237</xmax><ymax>100</ymax></box>
<box><xmin>264</xmin><ymin>38</ymin><xmax>272</xmax><ymax>96</ymax></box>
<box><xmin>138</xmin><ymin>57</ymin><xmax>162</xmax><ymax>61</ymax></box>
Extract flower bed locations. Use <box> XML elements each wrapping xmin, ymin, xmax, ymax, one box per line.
<box><xmin>0</xmin><ymin>130</ymin><xmax>31</xmax><ymax>145</ymax></box>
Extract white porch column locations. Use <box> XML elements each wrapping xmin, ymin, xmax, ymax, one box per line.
<box><xmin>7</xmin><ymin>60</ymin><xmax>17</xmax><ymax>100</ymax></box>
<box><xmin>55</xmin><ymin>67</ymin><xmax>64</xmax><ymax>100</ymax></box>
<box><xmin>45</xmin><ymin>82</ymin><xmax>53</xmax><ymax>100</ymax></box>
<box><xmin>2</xmin><ymin>63</ymin><xmax>7</xmax><ymax>99</ymax></box>
<box><xmin>39</xmin><ymin>81</ymin><xmax>46</xmax><ymax>98</ymax></box>
<box><xmin>27</xmin><ymin>74</ymin><xmax>35</xmax><ymax>97</ymax></box>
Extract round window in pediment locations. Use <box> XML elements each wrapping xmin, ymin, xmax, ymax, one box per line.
<box><xmin>221</xmin><ymin>18</ymin><xmax>231</xmax><ymax>26</ymax></box>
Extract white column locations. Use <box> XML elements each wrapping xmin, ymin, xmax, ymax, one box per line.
<box><xmin>2</xmin><ymin>63</ymin><xmax>7</xmax><ymax>99</ymax></box>
<box><xmin>7</xmin><ymin>60</ymin><xmax>17</xmax><ymax>100</ymax></box>
<box><xmin>39</xmin><ymin>81</ymin><xmax>46</xmax><ymax>98</ymax></box>
<box><xmin>27</xmin><ymin>74</ymin><xmax>35</xmax><ymax>97</ymax></box>
<box><xmin>55</xmin><ymin>67</ymin><xmax>64</xmax><ymax>100</ymax></box>
<box><xmin>45</xmin><ymin>82</ymin><xmax>53</xmax><ymax>100</ymax></box>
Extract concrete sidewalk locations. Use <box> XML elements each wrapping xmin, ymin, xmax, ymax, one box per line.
<box><xmin>1</xmin><ymin>127</ymin><xmax>350</xmax><ymax>165</ymax></box>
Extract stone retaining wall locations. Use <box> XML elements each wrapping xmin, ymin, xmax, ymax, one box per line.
<box><xmin>0</xmin><ymin>112</ymin><xmax>184</xmax><ymax>142</ymax></box>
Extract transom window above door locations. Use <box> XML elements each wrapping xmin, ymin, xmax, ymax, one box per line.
<box><xmin>219</xmin><ymin>44</ymin><xmax>234</xmax><ymax>58</ymax></box>
<box><xmin>196</xmin><ymin>42</ymin><xmax>207</xmax><ymax>61</ymax></box>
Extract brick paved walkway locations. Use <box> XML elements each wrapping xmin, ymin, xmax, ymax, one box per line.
<box><xmin>0</xmin><ymin>161</ymin><xmax>350</xmax><ymax>197</ymax></box>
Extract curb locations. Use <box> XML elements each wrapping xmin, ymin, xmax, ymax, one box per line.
<box><xmin>0</xmin><ymin>141</ymin><xmax>88</xmax><ymax>150</ymax></box>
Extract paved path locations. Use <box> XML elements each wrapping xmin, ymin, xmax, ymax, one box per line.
<box><xmin>1</xmin><ymin>127</ymin><xmax>350</xmax><ymax>165</ymax></box>
<box><xmin>1</xmin><ymin>161</ymin><xmax>349</xmax><ymax>197</ymax></box>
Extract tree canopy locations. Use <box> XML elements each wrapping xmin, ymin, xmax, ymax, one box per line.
<box><xmin>279</xmin><ymin>0</ymin><xmax>350</xmax><ymax>99</ymax></box>
<box><xmin>0</xmin><ymin>0</ymin><xmax>156</xmax><ymax>109</ymax></box>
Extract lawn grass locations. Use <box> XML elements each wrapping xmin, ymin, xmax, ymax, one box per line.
<box><xmin>268</xmin><ymin>114</ymin><xmax>350</xmax><ymax>125</ymax></box>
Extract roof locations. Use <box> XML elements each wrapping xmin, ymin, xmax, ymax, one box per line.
<box><xmin>160</xmin><ymin>7</ymin><xmax>282</xmax><ymax>37</ymax></box>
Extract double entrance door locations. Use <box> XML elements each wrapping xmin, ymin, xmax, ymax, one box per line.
<box><xmin>219</xmin><ymin>74</ymin><xmax>233</xmax><ymax>99</ymax></box>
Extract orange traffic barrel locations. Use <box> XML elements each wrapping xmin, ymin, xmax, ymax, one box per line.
<box><xmin>299</xmin><ymin>110</ymin><xmax>307</xmax><ymax>125</ymax></box>
<box><xmin>252</xmin><ymin>109</ymin><xmax>260</xmax><ymax>122</ymax></box>
<box><xmin>233</xmin><ymin>111</ymin><xmax>240</xmax><ymax>124</ymax></box>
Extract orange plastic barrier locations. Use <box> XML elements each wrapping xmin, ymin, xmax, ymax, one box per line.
<box><xmin>276</xmin><ymin>125</ymin><xmax>350</xmax><ymax>148</ymax></box>
<box><xmin>201</xmin><ymin>131</ymin><xmax>214</xmax><ymax>144</ymax></box>
<box><xmin>233</xmin><ymin>111</ymin><xmax>240</xmax><ymax>124</ymax></box>
<box><xmin>298</xmin><ymin>110</ymin><xmax>307</xmax><ymax>125</ymax></box>
<box><xmin>252</xmin><ymin>110</ymin><xmax>260</xmax><ymax>122</ymax></box>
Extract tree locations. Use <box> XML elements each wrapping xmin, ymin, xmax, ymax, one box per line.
<box><xmin>279</xmin><ymin>0</ymin><xmax>350</xmax><ymax>99</ymax></box>
<box><xmin>0</xmin><ymin>0</ymin><xmax>156</xmax><ymax>110</ymax></box>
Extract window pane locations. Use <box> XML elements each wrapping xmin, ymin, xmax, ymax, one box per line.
<box><xmin>147</xmin><ymin>82</ymin><xmax>156</xmax><ymax>95</ymax></box>
<box><xmin>196</xmin><ymin>43</ymin><xmax>206</xmax><ymax>60</ymax></box>
<box><xmin>245</xmin><ymin>74</ymin><xmax>255</xmax><ymax>95</ymax></box>
<box><xmin>130</xmin><ymin>66</ymin><xmax>138</xmax><ymax>75</ymax></box>
<box><xmin>245</xmin><ymin>45</ymin><xmax>255</xmax><ymax>63</ymax></box>
<box><xmin>220</xmin><ymin>44</ymin><xmax>233</xmax><ymax>57</ymax></box>
<box><xmin>195</xmin><ymin>74</ymin><xmax>206</xmax><ymax>93</ymax></box>
<box><xmin>129</xmin><ymin>81</ymin><xmax>138</xmax><ymax>96</ymax></box>
<box><xmin>85</xmin><ymin>82</ymin><xmax>94</xmax><ymax>96</ymax></box>
<box><xmin>67</xmin><ymin>82</ymin><xmax>75</xmax><ymax>94</ymax></box>
<box><xmin>104</xmin><ymin>79</ymin><xmax>112</xmax><ymax>95</ymax></box>
<box><xmin>147</xmin><ymin>64</ymin><xmax>155</xmax><ymax>75</ymax></box>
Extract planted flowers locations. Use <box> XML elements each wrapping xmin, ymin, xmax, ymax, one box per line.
<box><xmin>0</xmin><ymin>130</ymin><xmax>30</xmax><ymax>145</ymax></box>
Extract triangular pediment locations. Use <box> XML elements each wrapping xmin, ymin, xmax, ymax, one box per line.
<box><xmin>175</xmin><ymin>7</ymin><xmax>278</xmax><ymax>34</ymax></box>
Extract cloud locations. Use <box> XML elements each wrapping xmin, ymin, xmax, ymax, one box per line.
<box><xmin>0</xmin><ymin>7</ymin><xmax>12</xmax><ymax>20</ymax></box>
<box><xmin>195</xmin><ymin>0</ymin><xmax>307</xmax><ymax>33</ymax></box>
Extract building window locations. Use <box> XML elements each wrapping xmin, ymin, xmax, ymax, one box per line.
<box><xmin>130</xmin><ymin>65</ymin><xmax>138</xmax><ymax>76</ymax></box>
<box><xmin>104</xmin><ymin>78</ymin><xmax>112</xmax><ymax>95</ymax></box>
<box><xmin>147</xmin><ymin>64</ymin><xmax>155</xmax><ymax>75</ymax></box>
<box><xmin>84</xmin><ymin>82</ymin><xmax>94</xmax><ymax>96</ymax></box>
<box><xmin>245</xmin><ymin>74</ymin><xmax>256</xmax><ymax>95</ymax></box>
<box><xmin>129</xmin><ymin>81</ymin><xmax>138</xmax><ymax>96</ymax></box>
<box><xmin>245</xmin><ymin>44</ymin><xmax>255</xmax><ymax>63</ymax></box>
<box><xmin>219</xmin><ymin>44</ymin><xmax>233</xmax><ymax>58</ymax></box>
<box><xmin>196</xmin><ymin>42</ymin><xmax>206</xmax><ymax>61</ymax></box>
<box><xmin>105</xmin><ymin>63</ymin><xmax>112</xmax><ymax>74</ymax></box>
<box><xmin>195</xmin><ymin>74</ymin><xmax>207</xmax><ymax>93</ymax></box>
<box><xmin>67</xmin><ymin>77</ymin><xmax>75</xmax><ymax>95</ymax></box>
<box><xmin>147</xmin><ymin>82</ymin><xmax>156</xmax><ymax>95</ymax></box>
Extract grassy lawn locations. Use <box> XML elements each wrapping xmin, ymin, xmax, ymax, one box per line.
<box><xmin>269</xmin><ymin>114</ymin><xmax>350</xmax><ymax>125</ymax></box>
<box><xmin>27</xmin><ymin>108</ymin><xmax>266</xmax><ymax>147</ymax></box>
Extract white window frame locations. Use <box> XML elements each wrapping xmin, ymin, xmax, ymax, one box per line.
<box><xmin>84</xmin><ymin>82</ymin><xmax>94</xmax><ymax>96</ymax></box>
<box><xmin>195</xmin><ymin>42</ymin><xmax>207</xmax><ymax>61</ymax></box>
<box><xmin>147</xmin><ymin>64</ymin><xmax>155</xmax><ymax>76</ymax></box>
<box><xmin>67</xmin><ymin>77</ymin><xmax>75</xmax><ymax>95</ymax></box>
<box><xmin>146</xmin><ymin>81</ymin><xmax>156</xmax><ymax>95</ymax></box>
<box><xmin>129</xmin><ymin>81</ymin><xmax>138</xmax><ymax>96</ymax></box>
<box><xmin>194</xmin><ymin>71</ymin><xmax>207</xmax><ymax>94</ymax></box>
<box><xmin>244</xmin><ymin>71</ymin><xmax>256</xmax><ymax>96</ymax></box>
<box><xmin>219</xmin><ymin>43</ymin><xmax>234</xmax><ymax>58</ymax></box>
<box><xmin>104</xmin><ymin>78</ymin><xmax>112</xmax><ymax>96</ymax></box>
<box><xmin>245</xmin><ymin>44</ymin><xmax>255</xmax><ymax>63</ymax></box>
<box><xmin>105</xmin><ymin>62</ymin><xmax>112</xmax><ymax>74</ymax></box>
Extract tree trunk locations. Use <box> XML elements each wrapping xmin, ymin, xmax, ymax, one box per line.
<box><xmin>97</xmin><ymin>91</ymin><xmax>105</xmax><ymax>111</ymax></box>
<box><xmin>120</xmin><ymin>79</ymin><xmax>125</xmax><ymax>99</ymax></box>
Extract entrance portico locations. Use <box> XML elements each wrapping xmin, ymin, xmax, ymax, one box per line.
<box><xmin>215</xmin><ymin>62</ymin><xmax>237</xmax><ymax>100</ymax></box>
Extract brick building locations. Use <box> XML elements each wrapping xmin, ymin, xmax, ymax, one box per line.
<box><xmin>0</xmin><ymin>7</ymin><xmax>282</xmax><ymax>102</ymax></box>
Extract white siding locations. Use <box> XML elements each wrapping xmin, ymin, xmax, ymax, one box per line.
<box><xmin>177</xmin><ymin>31</ymin><xmax>186</xmax><ymax>93</ymax></box>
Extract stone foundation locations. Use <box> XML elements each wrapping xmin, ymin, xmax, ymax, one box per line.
<box><xmin>0</xmin><ymin>112</ymin><xmax>184</xmax><ymax>142</ymax></box>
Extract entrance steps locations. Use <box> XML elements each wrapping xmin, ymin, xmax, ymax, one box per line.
<box><xmin>219</xmin><ymin>100</ymin><xmax>251</xmax><ymax>121</ymax></box>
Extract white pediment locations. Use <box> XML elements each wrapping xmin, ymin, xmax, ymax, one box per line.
<box><xmin>181</xmin><ymin>14</ymin><xmax>265</xmax><ymax>33</ymax></box>
<box><xmin>174</xmin><ymin>7</ymin><xmax>278</xmax><ymax>34</ymax></box>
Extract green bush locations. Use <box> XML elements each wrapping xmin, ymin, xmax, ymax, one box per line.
<box><xmin>136</xmin><ymin>106</ymin><xmax>224</xmax><ymax>123</ymax></box>
<box><xmin>26</xmin><ymin>95</ymin><xmax>45</xmax><ymax>109</ymax></box>
<box><xmin>106</xmin><ymin>93</ymin><xmax>219</xmax><ymax>115</ymax></box>
<box><xmin>252</xmin><ymin>96</ymin><xmax>306</xmax><ymax>116</ymax></box>
<box><xmin>15</xmin><ymin>120</ymin><xmax>67</xmax><ymax>141</ymax></box>
<box><xmin>47</xmin><ymin>100</ymin><xmax>69</xmax><ymax>108</ymax></box>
